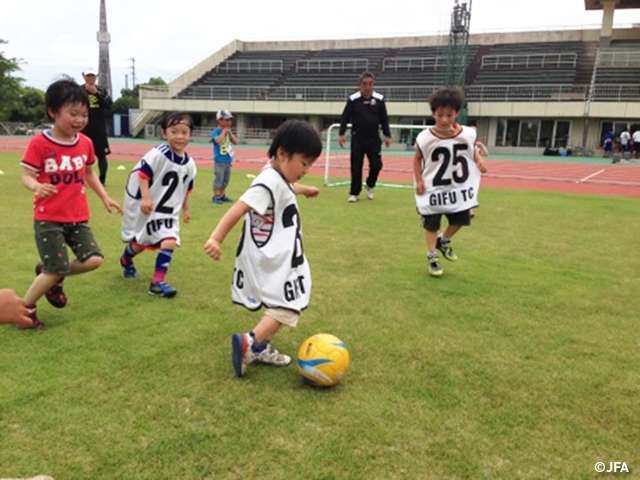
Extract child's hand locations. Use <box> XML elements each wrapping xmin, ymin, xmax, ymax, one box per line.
<box><xmin>104</xmin><ymin>197</ymin><xmax>123</xmax><ymax>214</ymax></box>
<box><xmin>0</xmin><ymin>289</ymin><xmax>31</xmax><ymax>327</ymax></box>
<box><xmin>415</xmin><ymin>180</ymin><xmax>426</xmax><ymax>195</ymax></box>
<box><xmin>303</xmin><ymin>186</ymin><xmax>320</xmax><ymax>198</ymax></box>
<box><xmin>204</xmin><ymin>238</ymin><xmax>222</xmax><ymax>261</ymax></box>
<box><xmin>140</xmin><ymin>198</ymin><xmax>154</xmax><ymax>215</ymax></box>
<box><xmin>35</xmin><ymin>183</ymin><xmax>58</xmax><ymax>198</ymax></box>
<box><xmin>477</xmin><ymin>159</ymin><xmax>488</xmax><ymax>174</ymax></box>
<box><xmin>183</xmin><ymin>209</ymin><xmax>191</xmax><ymax>224</ymax></box>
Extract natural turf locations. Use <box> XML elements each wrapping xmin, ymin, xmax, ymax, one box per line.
<box><xmin>0</xmin><ymin>152</ymin><xmax>638</xmax><ymax>479</ymax></box>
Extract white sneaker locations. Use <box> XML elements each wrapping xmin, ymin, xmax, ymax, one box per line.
<box><xmin>348</xmin><ymin>195</ymin><xmax>358</xmax><ymax>203</ymax></box>
<box><xmin>248</xmin><ymin>343</ymin><xmax>292</xmax><ymax>366</ymax></box>
<box><xmin>365</xmin><ymin>187</ymin><xmax>374</xmax><ymax>200</ymax></box>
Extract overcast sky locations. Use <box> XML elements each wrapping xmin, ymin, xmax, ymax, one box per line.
<box><xmin>2</xmin><ymin>0</ymin><xmax>640</xmax><ymax>99</ymax></box>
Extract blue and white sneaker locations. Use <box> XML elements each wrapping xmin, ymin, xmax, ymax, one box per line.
<box><xmin>231</xmin><ymin>333</ymin><xmax>253</xmax><ymax>377</ymax></box>
<box><xmin>221</xmin><ymin>195</ymin><xmax>234</xmax><ymax>203</ymax></box>
<box><xmin>212</xmin><ymin>196</ymin><xmax>224</xmax><ymax>205</ymax></box>
<box><xmin>248</xmin><ymin>344</ymin><xmax>291</xmax><ymax>367</ymax></box>
<box><xmin>148</xmin><ymin>281</ymin><xmax>177</xmax><ymax>298</ymax></box>
<box><xmin>120</xmin><ymin>258</ymin><xmax>138</xmax><ymax>278</ymax></box>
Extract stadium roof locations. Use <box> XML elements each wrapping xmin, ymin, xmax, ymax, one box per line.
<box><xmin>584</xmin><ymin>0</ymin><xmax>640</xmax><ymax>10</ymax></box>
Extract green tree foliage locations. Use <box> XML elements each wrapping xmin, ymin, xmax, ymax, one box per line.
<box><xmin>9</xmin><ymin>87</ymin><xmax>46</xmax><ymax>123</ymax></box>
<box><xmin>0</xmin><ymin>39</ymin><xmax>45</xmax><ymax>125</ymax></box>
<box><xmin>0</xmin><ymin>39</ymin><xmax>25</xmax><ymax>121</ymax></box>
<box><xmin>112</xmin><ymin>77</ymin><xmax>167</xmax><ymax>113</ymax></box>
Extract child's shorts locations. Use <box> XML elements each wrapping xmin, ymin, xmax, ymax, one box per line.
<box><xmin>213</xmin><ymin>162</ymin><xmax>232</xmax><ymax>190</ymax></box>
<box><xmin>34</xmin><ymin>221</ymin><xmax>103</xmax><ymax>275</ymax></box>
<box><xmin>421</xmin><ymin>209</ymin><xmax>472</xmax><ymax>232</ymax></box>
<box><xmin>264</xmin><ymin>307</ymin><xmax>300</xmax><ymax>327</ymax></box>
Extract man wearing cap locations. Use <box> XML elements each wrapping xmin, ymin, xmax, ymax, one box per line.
<box><xmin>81</xmin><ymin>68</ymin><xmax>113</xmax><ymax>185</ymax></box>
<box><xmin>211</xmin><ymin>109</ymin><xmax>238</xmax><ymax>204</ymax></box>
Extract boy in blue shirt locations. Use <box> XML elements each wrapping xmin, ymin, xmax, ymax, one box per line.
<box><xmin>211</xmin><ymin>109</ymin><xmax>238</xmax><ymax>204</ymax></box>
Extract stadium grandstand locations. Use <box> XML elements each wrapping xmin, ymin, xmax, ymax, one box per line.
<box><xmin>134</xmin><ymin>0</ymin><xmax>640</xmax><ymax>156</ymax></box>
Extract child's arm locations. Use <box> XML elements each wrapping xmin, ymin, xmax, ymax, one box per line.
<box><xmin>412</xmin><ymin>147</ymin><xmax>425</xmax><ymax>195</ymax></box>
<box><xmin>473</xmin><ymin>148</ymin><xmax>488</xmax><ymax>174</ymax></box>
<box><xmin>138</xmin><ymin>177</ymin><xmax>155</xmax><ymax>215</ymax></box>
<box><xmin>182</xmin><ymin>192</ymin><xmax>191</xmax><ymax>224</ymax></box>
<box><xmin>476</xmin><ymin>140</ymin><xmax>489</xmax><ymax>157</ymax></box>
<box><xmin>228</xmin><ymin>130</ymin><xmax>239</xmax><ymax>145</ymax></box>
<box><xmin>22</xmin><ymin>168</ymin><xmax>57</xmax><ymax>198</ymax></box>
<box><xmin>214</xmin><ymin>129</ymin><xmax>228</xmax><ymax>145</ymax></box>
<box><xmin>293</xmin><ymin>183</ymin><xmax>319</xmax><ymax>198</ymax></box>
<box><xmin>204</xmin><ymin>201</ymin><xmax>251</xmax><ymax>261</ymax></box>
<box><xmin>85</xmin><ymin>165</ymin><xmax>123</xmax><ymax>214</ymax></box>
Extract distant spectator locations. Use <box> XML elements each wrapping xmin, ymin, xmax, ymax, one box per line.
<box><xmin>632</xmin><ymin>129</ymin><xmax>640</xmax><ymax>159</ymax></box>
<box><xmin>603</xmin><ymin>130</ymin><xmax>614</xmax><ymax>158</ymax></box>
<box><xmin>619</xmin><ymin>128</ymin><xmax>630</xmax><ymax>153</ymax></box>
<box><xmin>81</xmin><ymin>68</ymin><xmax>112</xmax><ymax>185</ymax></box>
<box><xmin>211</xmin><ymin>109</ymin><xmax>238</xmax><ymax>205</ymax></box>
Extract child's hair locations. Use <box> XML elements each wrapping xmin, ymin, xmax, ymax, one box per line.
<box><xmin>160</xmin><ymin>112</ymin><xmax>194</xmax><ymax>132</ymax></box>
<box><xmin>45</xmin><ymin>78</ymin><xmax>89</xmax><ymax>119</ymax></box>
<box><xmin>428</xmin><ymin>87</ymin><xmax>465</xmax><ymax>113</ymax></box>
<box><xmin>268</xmin><ymin>120</ymin><xmax>322</xmax><ymax>160</ymax></box>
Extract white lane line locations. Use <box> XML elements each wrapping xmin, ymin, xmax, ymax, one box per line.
<box><xmin>576</xmin><ymin>168</ymin><xmax>605</xmax><ymax>183</ymax></box>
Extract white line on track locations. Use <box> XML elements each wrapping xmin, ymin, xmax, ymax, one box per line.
<box><xmin>576</xmin><ymin>168</ymin><xmax>605</xmax><ymax>183</ymax></box>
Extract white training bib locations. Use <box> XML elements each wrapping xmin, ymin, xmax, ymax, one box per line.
<box><xmin>232</xmin><ymin>167</ymin><xmax>311</xmax><ymax>313</ymax></box>
<box><xmin>414</xmin><ymin>125</ymin><xmax>481</xmax><ymax>215</ymax></box>
<box><xmin>121</xmin><ymin>144</ymin><xmax>197</xmax><ymax>245</ymax></box>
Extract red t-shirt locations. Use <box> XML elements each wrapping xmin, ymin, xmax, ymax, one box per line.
<box><xmin>21</xmin><ymin>131</ymin><xmax>96</xmax><ymax>222</ymax></box>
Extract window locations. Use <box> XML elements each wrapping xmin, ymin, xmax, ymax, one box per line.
<box><xmin>496</xmin><ymin>119</ymin><xmax>573</xmax><ymax>148</ymax></box>
<box><xmin>539</xmin><ymin>120</ymin><xmax>554</xmax><ymax>148</ymax></box>
<box><xmin>496</xmin><ymin>119</ymin><xmax>517</xmax><ymax>146</ymax></box>
<box><xmin>554</xmin><ymin>121</ymin><xmax>570</xmax><ymax>148</ymax></box>
<box><xmin>519</xmin><ymin>121</ymin><xmax>539</xmax><ymax>147</ymax></box>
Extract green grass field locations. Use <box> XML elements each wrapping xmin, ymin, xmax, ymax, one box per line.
<box><xmin>0</xmin><ymin>152</ymin><xmax>638</xmax><ymax>479</ymax></box>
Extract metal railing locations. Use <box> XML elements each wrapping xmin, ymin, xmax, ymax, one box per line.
<box><xmin>215</xmin><ymin>60</ymin><xmax>284</xmax><ymax>73</ymax></box>
<box><xmin>141</xmin><ymin>83</ymin><xmax>640</xmax><ymax>103</ymax></box>
<box><xmin>597</xmin><ymin>50</ymin><xmax>640</xmax><ymax>67</ymax></box>
<box><xmin>481</xmin><ymin>52</ymin><xmax>578</xmax><ymax>69</ymax></box>
<box><xmin>382</xmin><ymin>56</ymin><xmax>447</xmax><ymax>71</ymax></box>
<box><xmin>295</xmin><ymin>58</ymin><xmax>369</xmax><ymax>72</ymax></box>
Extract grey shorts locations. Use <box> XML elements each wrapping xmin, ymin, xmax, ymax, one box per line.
<box><xmin>213</xmin><ymin>162</ymin><xmax>232</xmax><ymax>190</ymax></box>
<box><xmin>34</xmin><ymin>221</ymin><xmax>103</xmax><ymax>275</ymax></box>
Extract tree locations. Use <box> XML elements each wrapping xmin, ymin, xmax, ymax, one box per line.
<box><xmin>9</xmin><ymin>87</ymin><xmax>46</xmax><ymax>123</ymax></box>
<box><xmin>112</xmin><ymin>77</ymin><xmax>167</xmax><ymax>113</ymax></box>
<box><xmin>0</xmin><ymin>39</ymin><xmax>25</xmax><ymax>121</ymax></box>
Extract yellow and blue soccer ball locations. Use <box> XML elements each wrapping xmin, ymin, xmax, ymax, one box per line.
<box><xmin>297</xmin><ymin>333</ymin><xmax>350</xmax><ymax>387</ymax></box>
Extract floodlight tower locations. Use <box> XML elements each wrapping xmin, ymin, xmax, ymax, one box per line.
<box><xmin>445</xmin><ymin>0</ymin><xmax>472</xmax><ymax>123</ymax></box>
<box><xmin>97</xmin><ymin>0</ymin><xmax>113</xmax><ymax>97</ymax></box>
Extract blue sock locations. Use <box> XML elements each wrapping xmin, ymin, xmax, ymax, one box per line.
<box><xmin>121</xmin><ymin>244</ymin><xmax>138</xmax><ymax>265</ymax></box>
<box><xmin>250</xmin><ymin>331</ymin><xmax>267</xmax><ymax>353</ymax></box>
<box><xmin>153</xmin><ymin>249</ymin><xmax>173</xmax><ymax>283</ymax></box>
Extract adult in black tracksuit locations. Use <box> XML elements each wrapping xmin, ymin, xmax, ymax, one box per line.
<box><xmin>339</xmin><ymin>72</ymin><xmax>391</xmax><ymax>202</ymax></box>
<box><xmin>81</xmin><ymin>68</ymin><xmax>113</xmax><ymax>186</ymax></box>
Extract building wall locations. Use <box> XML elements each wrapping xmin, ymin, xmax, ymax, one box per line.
<box><xmin>138</xmin><ymin>27</ymin><xmax>640</xmax><ymax>151</ymax></box>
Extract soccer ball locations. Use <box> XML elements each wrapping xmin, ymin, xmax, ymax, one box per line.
<box><xmin>297</xmin><ymin>333</ymin><xmax>350</xmax><ymax>387</ymax></box>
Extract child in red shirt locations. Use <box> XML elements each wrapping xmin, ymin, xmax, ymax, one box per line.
<box><xmin>19</xmin><ymin>78</ymin><xmax>122</xmax><ymax>329</ymax></box>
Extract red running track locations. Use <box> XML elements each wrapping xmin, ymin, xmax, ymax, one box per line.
<box><xmin>2</xmin><ymin>137</ymin><xmax>639</xmax><ymax>197</ymax></box>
